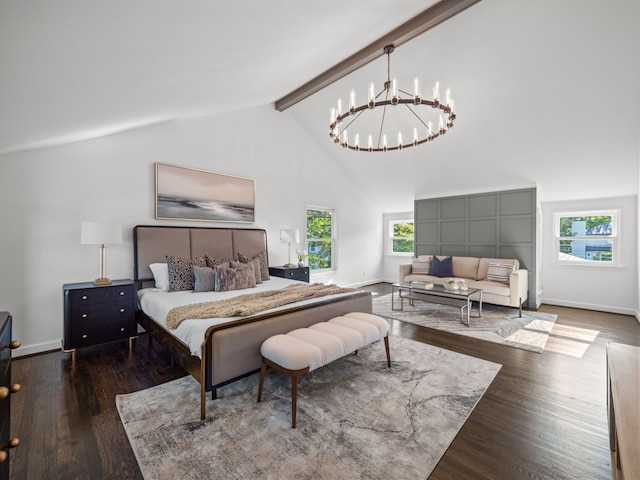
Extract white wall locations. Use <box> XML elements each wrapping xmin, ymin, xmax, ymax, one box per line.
<box><xmin>0</xmin><ymin>105</ymin><xmax>385</xmax><ymax>356</ymax></box>
<box><xmin>540</xmin><ymin>196</ymin><xmax>638</xmax><ymax>315</ymax></box>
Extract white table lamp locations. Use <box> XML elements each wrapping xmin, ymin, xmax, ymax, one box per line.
<box><xmin>280</xmin><ymin>228</ymin><xmax>300</xmax><ymax>268</ymax></box>
<box><xmin>81</xmin><ymin>222</ymin><xmax>123</xmax><ymax>285</ymax></box>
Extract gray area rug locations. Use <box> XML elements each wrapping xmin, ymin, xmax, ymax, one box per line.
<box><xmin>117</xmin><ymin>336</ymin><xmax>501</xmax><ymax>480</ymax></box>
<box><xmin>373</xmin><ymin>294</ymin><xmax>557</xmax><ymax>353</ymax></box>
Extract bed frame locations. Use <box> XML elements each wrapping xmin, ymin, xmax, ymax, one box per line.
<box><xmin>133</xmin><ymin>225</ymin><xmax>372</xmax><ymax>419</ymax></box>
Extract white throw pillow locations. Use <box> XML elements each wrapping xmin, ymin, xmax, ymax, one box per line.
<box><xmin>150</xmin><ymin>262</ymin><xmax>169</xmax><ymax>291</ymax></box>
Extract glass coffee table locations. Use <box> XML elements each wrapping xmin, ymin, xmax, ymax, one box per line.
<box><xmin>391</xmin><ymin>281</ymin><xmax>483</xmax><ymax>326</ymax></box>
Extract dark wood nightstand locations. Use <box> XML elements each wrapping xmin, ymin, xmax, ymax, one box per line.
<box><xmin>62</xmin><ymin>279</ymin><xmax>137</xmax><ymax>360</ymax></box>
<box><xmin>268</xmin><ymin>266</ymin><xmax>310</xmax><ymax>283</ymax></box>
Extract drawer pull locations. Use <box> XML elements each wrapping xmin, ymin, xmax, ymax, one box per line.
<box><xmin>82</xmin><ymin>313</ymin><xmax>88</xmax><ymax>318</ymax></box>
<box><xmin>120</xmin><ymin>327</ymin><xmax>125</xmax><ymax>332</ymax></box>
<box><xmin>119</xmin><ymin>291</ymin><xmax>125</xmax><ymax>296</ymax></box>
<box><xmin>120</xmin><ymin>308</ymin><xmax>125</xmax><ymax>313</ymax></box>
<box><xmin>7</xmin><ymin>438</ymin><xmax>19</xmax><ymax>449</ymax></box>
<box><xmin>82</xmin><ymin>295</ymin><xmax>88</xmax><ymax>300</ymax></box>
<box><xmin>0</xmin><ymin>384</ymin><xmax>19</xmax><ymax>400</ymax></box>
<box><xmin>9</xmin><ymin>340</ymin><xmax>20</xmax><ymax>349</ymax></box>
<box><xmin>82</xmin><ymin>334</ymin><xmax>88</xmax><ymax>339</ymax></box>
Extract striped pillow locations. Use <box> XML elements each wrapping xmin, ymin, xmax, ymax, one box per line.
<box><xmin>486</xmin><ymin>260</ymin><xmax>517</xmax><ymax>284</ymax></box>
<box><xmin>412</xmin><ymin>256</ymin><xmax>431</xmax><ymax>274</ymax></box>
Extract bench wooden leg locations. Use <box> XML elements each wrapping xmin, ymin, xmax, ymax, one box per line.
<box><xmin>384</xmin><ymin>336</ymin><xmax>391</xmax><ymax>368</ymax></box>
<box><xmin>257</xmin><ymin>357</ymin><xmax>309</xmax><ymax>428</ymax></box>
<box><xmin>257</xmin><ymin>360</ymin><xmax>267</xmax><ymax>402</ymax></box>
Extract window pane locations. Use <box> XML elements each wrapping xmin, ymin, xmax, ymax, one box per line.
<box><xmin>308</xmin><ymin>240</ymin><xmax>332</xmax><ymax>269</ymax></box>
<box><xmin>307</xmin><ymin>209</ymin><xmax>332</xmax><ymax>239</ymax></box>
<box><xmin>392</xmin><ymin>238</ymin><xmax>414</xmax><ymax>253</ymax></box>
<box><xmin>559</xmin><ymin>215</ymin><xmax>613</xmax><ymax>237</ymax></box>
<box><xmin>558</xmin><ymin>239</ymin><xmax>613</xmax><ymax>262</ymax></box>
<box><xmin>393</xmin><ymin>222</ymin><xmax>414</xmax><ymax>237</ymax></box>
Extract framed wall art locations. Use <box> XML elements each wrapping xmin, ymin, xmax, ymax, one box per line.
<box><xmin>155</xmin><ymin>162</ymin><xmax>255</xmax><ymax>223</ymax></box>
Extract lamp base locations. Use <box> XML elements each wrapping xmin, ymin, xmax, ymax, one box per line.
<box><xmin>93</xmin><ymin>278</ymin><xmax>112</xmax><ymax>286</ymax></box>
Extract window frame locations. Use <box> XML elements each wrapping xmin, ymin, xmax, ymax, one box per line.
<box><xmin>388</xmin><ymin>219</ymin><xmax>415</xmax><ymax>256</ymax></box>
<box><xmin>553</xmin><ymin>209</ymin><xmax>619</xmax><ymax>267</ymax></box>
<box><xmin>305</xmin><ymin>205</ymin><xmax>337</xmax><ymax>272</ymax></box>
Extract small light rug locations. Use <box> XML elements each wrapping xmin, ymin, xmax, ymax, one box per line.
<box><xmin>373</xmin><ymin>294</ymin><xmax>557</xmax><ymax>353</ymax></box>
<box><xmin>117</xmin><ymin>336</ymin><xmax>501</xmax><ymax>480</ymax></box>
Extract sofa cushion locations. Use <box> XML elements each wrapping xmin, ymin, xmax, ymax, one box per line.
<box><xmin>412</xmin><ymin>256</ymin><xmax>432</xmax><ymax>274</ymax></box>
<box><xmin>469</xmin><ymin>280</ymin><xmax>512</xmax><ymax>297</ymax></box>
<box><xmin>452</xmin><ymin>256</ymin><xmax>480</xmax><ymax>279</ymax></box>
<box><xmin>428</xmin><ymin>256</ymin><xmax>453</xmax><ymax>277</ymax></box>
<box><xmin>486</xmin><ymin>259</ymin><xmax>518</xmax><ymax>284</ymax></box>
<box><xmin>478</xmin><ymin>258</ymin><xmax>519</xmax><ymax>281</ymax></box>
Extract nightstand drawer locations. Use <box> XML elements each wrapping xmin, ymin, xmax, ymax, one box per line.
<box><xmin>69</xmin><ymin>300</ymin><xmax>133</xmax><ymax>325</ymax></box>
<box><xmin>68</xmin><ymin>284</ymin><xmax>134</xmax><ymax>306</ymax></box>
<box><xmin>268</xmin><ymin>266</ymin><xmax>310</xmax><ymax>283</ymax></box>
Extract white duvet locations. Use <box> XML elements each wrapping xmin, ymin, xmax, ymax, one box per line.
<box><xmin>138</xmin><ymin>277</ymin><xmax>355</xmax><ymax>357</ymax></box>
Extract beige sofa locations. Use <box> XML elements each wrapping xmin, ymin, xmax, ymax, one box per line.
<box><xmin>399</xmin><ymin>255</ymin><xmax>528</xmax><ymax>315</ymax></box>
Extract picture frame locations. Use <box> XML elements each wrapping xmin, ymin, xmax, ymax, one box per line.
<box><xmin>155</xmin><ymin>162</ymin><xmax>255</xmax><ymax>223</ymax></box>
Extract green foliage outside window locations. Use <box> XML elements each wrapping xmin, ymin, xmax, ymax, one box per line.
<box><xmin>307</xmin><ymin>209</ymin><xmax>333</xmax><ymax>270</ymax></box>
<box><xmin>391</xmin><ymin>221</ymin><xmax>414</xmax><ymax>253</ymax></box>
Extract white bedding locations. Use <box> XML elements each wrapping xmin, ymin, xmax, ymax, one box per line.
<box><xmin>138</xmin><ymin>277</ymin><xmax>357</xmax><ymax>357</ymax></box>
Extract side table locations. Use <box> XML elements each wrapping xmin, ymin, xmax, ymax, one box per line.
<box><xmin>62</xmin><ymin>279</ymin><xmax>137</xmax><ymax>360</ymax></box>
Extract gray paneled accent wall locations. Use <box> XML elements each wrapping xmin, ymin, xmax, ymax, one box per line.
<box><xmin>415</xmin><ymin>188</ymin><xmax>536</xmax><ymax>307</ymax></box>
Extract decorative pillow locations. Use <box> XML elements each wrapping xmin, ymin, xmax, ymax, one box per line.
<box><xmin>166</xmin><ymin>255</ymin><xmax>207</xmax><ymax>292</ymax></box>
<box><xmin>237</xmin><ymin>250</ymin><xmax>270</xmax><ymax>281</ymax></box>
<box><xmin>193</xmin><ymin>265</ymin><xmax>216</xmax><ymax>292</ymax></box>
<box><xmin>412</xmin><ymin>256</ymin><xmax>431</xmax><ymax>274</ymax></box>
<box><xmin>205</xmin><ymin>255</ymin><xmax>232</xmax><ymax>268</ymax></box>
<box><xmin>486</xmin><ymin>260</ymin><xmax>517</xmax><ymax>284</ymax></box>
<box><xmin>238</xmin><ymin>256</ymin><xmax>263</xmax><ymax>284</ymax></box>
<box><xmin>215</xmin><ymin>262</ymin><xmax>257</xmax><ymax>292</ymax></box>
<box><xmin>428</xmin><ymin>256</ymin><xmax>454</xmax><ymax>277</ymax></box>
<box><xmin>149</xmin><ymin>263</ymin><xmax>169</xmax><ymax>291</ymax></box>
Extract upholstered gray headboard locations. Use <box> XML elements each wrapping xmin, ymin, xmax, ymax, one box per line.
<box><xmin>133</xmin><ymin>225</ymin><xmax>268</xmax><ymax>283</ymax></box>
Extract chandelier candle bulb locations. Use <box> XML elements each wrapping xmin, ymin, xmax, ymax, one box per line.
<box><xmin>398</xmin><ymin>132</ymin><xmax>403</xmax><ymax>148</ymax></box>
<box><xmin>354</xmin><ymin>133</ymin><xmax>360</xmax><ymax>151</ymax></box>
<box><xmin>383</xmin><ymin>134</ymin><xmax>388</xmax><ymax>152</ymax></box>
<box><xmin>446</xmin><ymin>87</ymin><xmax>451</xmax><ymax>107</ymax></box>
<box><xmin>349</xmin><ymin>90</ymin><xmax>356</xmax><ymax>114</ymax></box>
<box><xmin>433</xmin><ymin>81</ymin><xmax>440</xmax><ymax>105</ymax></box>
<box><xmin>391</xmin><ymin>78</ymin><xmax>398</xmax><ymax>104</ymax></box>
<box><xmin>413</xmin><ymin>128</ymin><xmax>418</xmax><ymax>146</ymax></box>
<box><xmin>330</xmin><ymin>107</ymin><xmax>336</xmax><ymax>124</ymax></box>
<box><xmin>368</xmin><ymin>82</ymin><xmax>375</xmax><ymax>107</ymax></box>
<box><xmin>337</xmin><ymin>98</ymin><xmax>342</xmax><ymax>116</ymax></box>
<box><xmin>368</xmin><ymin>134</ymin><xmax>373</xmax><ymax>152</ymax></box>
<box><xmin>414</xmin><ymin>78</ymin><xmax>421</xmax><ymax>103</ymax></box>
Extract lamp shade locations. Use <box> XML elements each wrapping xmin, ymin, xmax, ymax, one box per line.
<box><xmin>280</xmin><ymin>229</ymin><xmax>300</xmax><ymax>244</ymax></box>
<box><xmin>81</xmin><ymin>222</ymin><xmax>123</xmax><ymax>245</ymax></box>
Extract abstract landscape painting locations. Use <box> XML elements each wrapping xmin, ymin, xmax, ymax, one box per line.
<box><xmin>155</xmin><ymin>163</ymin><xmax>255</xmax><ymax>223</ymax></box>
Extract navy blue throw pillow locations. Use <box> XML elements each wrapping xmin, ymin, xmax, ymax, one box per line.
<box><xmin>429</xmin><ymin>256</ymin><xmax>454</xmax><ymax>277</ymax></box>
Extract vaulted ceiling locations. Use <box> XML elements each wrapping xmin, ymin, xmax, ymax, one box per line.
<box><xmin>1</xmin><ymin>0</ymin><xmax>638</xmax><ymax>209</ymax></box>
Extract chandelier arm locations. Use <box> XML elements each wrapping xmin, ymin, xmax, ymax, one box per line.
<box><xmin>376</xmin><ymin>104</ymin><xmax>388</xmax><ymax>150</ymax></box>
<box><xmin>403</xmin><ymin>103</ymin><xmax>432</xmax><ymax>130</ymax></box>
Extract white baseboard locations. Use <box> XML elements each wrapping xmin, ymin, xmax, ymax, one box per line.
<box><xmin>13</xmin><ymin>339</ymin><xmax>61</xmax><ymax>358</ymax></box>
<box><xmin>346</xmin><ymin>278</ymin><xmax>387</xmax><ymax>288</ymax></box>
<box><xmin>540</xmin><ymin>297</ymin><xmax>637</xmax><ymax>317</ymax></box>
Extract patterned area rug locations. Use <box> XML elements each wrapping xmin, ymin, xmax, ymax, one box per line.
<box><xmin>374</xmin><ymin>294</ymin><xmax>557</xmax><ymax>353</ymax></box>
<box><xmin>117</xmin><ymin>336</ymin><xmax>501</xmax><ymax>480</ymax></box>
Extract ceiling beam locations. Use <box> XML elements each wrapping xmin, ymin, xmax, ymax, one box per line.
<box><xmin>275</xmin><ymin>0</ymin><xmax>482</xmax><ymax>112</ymax></box>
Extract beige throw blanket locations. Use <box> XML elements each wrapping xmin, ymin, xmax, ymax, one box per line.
<box><xmin>166</xmin><ymin>283</ymin><xmax>359</xmax><ymax>329</ymax></box>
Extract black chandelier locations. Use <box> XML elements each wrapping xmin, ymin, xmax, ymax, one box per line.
<box><xmin>329</xmin><ymin>45</ymin><xmax>456</xmax><ymax>152</ymax></box>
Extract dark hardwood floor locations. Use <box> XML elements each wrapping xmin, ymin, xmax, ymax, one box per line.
<box><xmin>9</xmin><ymin>283</ymin><xmax>640</xmax><ymax>479</ymax></box>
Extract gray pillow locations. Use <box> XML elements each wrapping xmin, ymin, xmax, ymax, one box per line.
<box><xmin>215</xmin><ymin>263</ymin><xmax>257</xmax><ymax>292</ymax></box>
<box><xmin>193</xmin><ymin>265</ymin><xmax>216</xmax><ymax>292</ymax></box>
<box><xmin>237</xmin><ymin>250</ymin><xmax>270</xmax><ymax>281</ymax></box>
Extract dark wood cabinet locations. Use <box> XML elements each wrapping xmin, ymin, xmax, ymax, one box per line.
<box><xmin>63</xmin><ymin>280</ymin><xmax>137</xmax><ymax>360</ymax></box>
<box><xmin>268</xmin><ymin>266</ymin><xmax>310</xmax><ymax>283</ymax></box>
<box><xmin>0</xmin><ymin>312</ymin><xmax>20</xmax><ymax>480</ymax></box>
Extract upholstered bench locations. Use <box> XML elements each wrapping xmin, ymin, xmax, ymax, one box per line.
<box><xmin>257</xmin><ymin>312</ymin><xmax>391</xmax><ymax>428</ymax></box>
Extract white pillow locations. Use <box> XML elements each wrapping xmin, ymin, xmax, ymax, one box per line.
<box><xmin>149</xmin><ymin>263</ymin><xmax>169</xmax><ymax>291</ymax></box>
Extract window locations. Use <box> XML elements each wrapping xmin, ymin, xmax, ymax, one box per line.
<box><xmin>554</xmin><ymin>210</ymin><xmax>618</xmax><ymax>265</ymax></box>
<box><xmin>306</xmin><ymin>206</ymin><xmax>336</xmax><ymax>271</ymax></box>
<box><xmin>389</xmin><ymin>220</ymin><xmax>414</xmax><ymax>255</ymax></box>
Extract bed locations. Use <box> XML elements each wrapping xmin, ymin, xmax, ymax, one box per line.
<box><xmin>133</xmin><ymin>225</ymin><xmax>373</xmax><ymax>419</ymax></box>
